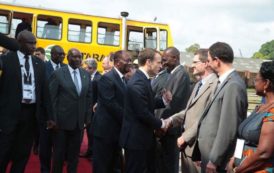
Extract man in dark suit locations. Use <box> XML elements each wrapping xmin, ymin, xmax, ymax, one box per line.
<box><xmin>15</xmin><ymin>18</ymin><xmax>32</xmax><ymax>39</ymax></box>
<box><xmin>92</xmin><ymin>50</ymin><xmax>131</xmax><ymax>173</ymax></box>
<box><xmin>81</xmin><ymin>58</ymin><xmax>102</xmax><ymax>158</ymax></box>
<box><xmin>197</xmin><ymin>42</ymin><xmax>248</xmax><ymax>173</ymax></box>
<box><xmin>153</xmin><ymin>47</ymin><xmax>191</xmax><ymax>173</ymax></box>
<box><xmin>48</xmin><ymin>48</ymin><xmax>93</xmax><ymax>173</ymax></box>
<box><xmin>39</xmin><ymin>45</ymin><xmax>66</xmax><ymax>173</ymax></box>
<box><xmin>120</xmin><ymin>48</ymin><xmax>172</xmax><ymax>173</ymax></box>
<box><xmin>0</xmin><ymin>30</ymin><xmax>47</xmax><ymax>172</ymax></box>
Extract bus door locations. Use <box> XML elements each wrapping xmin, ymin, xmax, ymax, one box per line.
<box><xmin>144</xmin><ymin>27</ymin><xmax>159</xmax><ymax>50</ymax></box>
<box><xmin>11</xmin><ymin>11</ymin><xmax>33</xmax><ymax>38</ymax></box>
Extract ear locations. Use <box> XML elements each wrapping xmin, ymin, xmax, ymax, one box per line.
<box><xmin>265</xmin><ymin>79</ymin><xmax>271</xmax><ymax>90</ymax></box>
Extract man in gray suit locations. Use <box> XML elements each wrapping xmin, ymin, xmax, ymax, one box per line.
<box><xmin>165</xmin><ymin>49</ymin><xmax>218</xmax><ymax>173</ymax></box>
<box><xmin>197</xmin><ymin>42</ymin><xmax>248</xmax><ymax>173</ymax></box>
<box><xmin>154</xmin><ymin>47</ymin><xmax>191</xmax><ymax>173</ymax></box>
<box><xmin>48</xmin><ymin>48</ymin><xmax>93</xmax><ymax>173</ymax></box>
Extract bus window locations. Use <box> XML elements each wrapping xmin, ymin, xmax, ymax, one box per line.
<box><xmin>11</xmin><ymin>12</ymin><xmax>33</xmax><ymax>39</ymax></box>
<box><xmin>144</xmin><ymin>28</ymin><xmax>157</xmax><ymax>49</ymax></box>
<box><xmin>37</xmin><ymin>15</ymin><xmax>62</xmax><ymax>40</ymax></box>
<box><xmin>98</xmin><ymin>22</ymin><xmax>120</xmax><ymax>46</ymax></box>
<box><xmin>0</xmin><ymin>10</ymin><xmax>11</xmax><ymax>34</ymax></box>
<box><xmin>160</xmin><ymin>29</ymin><xmax>167</xmax><ymax>51</ymax></box>
<box><xmin>127</xmin><ymin>26</ymin><xmax>144</xmax><ymax>51</ymax></box>
<box><xmin>68</xmin><ymin>19</ymin><xmax>92</xmax><ymax>43</ymax></box>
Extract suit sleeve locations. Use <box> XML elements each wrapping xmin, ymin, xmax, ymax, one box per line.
<box><xmin>162</xmin><ymin>71</ymin><xmax>190</xmax><ymax>118</ymax></box>
<box><xmin>170</xmin><ymin>109</ymin><xmax>186</xmax><ymax>127</ymax></box>
<box><xmin>209</xmin><ymin>82</ymin><xmax>247</xmax><ymax>165</ymax></box>
<box><xmin>128</xmin><ymin>82</ymin><xmax>162</xmax><ymax>129</ymax></box>
<box><xmin>85</xmin><ymin>79</ymin><xmax>93</xmax><ymax>124</ymax></box>
<box><xmin>48</xmin><ymin>71</ymin><xmax>60</xmax><ymax>122</ymax></box>
<box><xmin>97</xmin><ymin>75</ymin><xmax>124</xmax><ymax>124</ymax></box>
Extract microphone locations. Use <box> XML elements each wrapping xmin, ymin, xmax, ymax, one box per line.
<box><xmin>0</xmin><ymin>33</ymin><xmax>19</xmax><ymax>51</ymax></box>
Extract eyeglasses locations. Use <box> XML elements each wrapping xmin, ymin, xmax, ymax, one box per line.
<box><xmin>192</xmin><ymin>60</ymin><xmax>202</xmax><ymax>64</ymax></box>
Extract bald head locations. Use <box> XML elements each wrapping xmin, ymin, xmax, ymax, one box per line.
<box><xmin>164</xmin><ymin>47</ymin><xmax>180</xmax><ymax>58</ymax></box>
<box><xmin>17</xmin><ymin>30</ymin><xmax>36</xmax><ymax>55</ymax></box>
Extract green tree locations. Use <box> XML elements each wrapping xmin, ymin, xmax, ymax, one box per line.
<box><xmin>252</xmin><ymin>40</ymin><xmax>274</xmax><ymax>60</ymax></box>
<box><xmin>185</xmin><ymin>43</ymin><xmax>200</xmax><ymax>54</ymax></box>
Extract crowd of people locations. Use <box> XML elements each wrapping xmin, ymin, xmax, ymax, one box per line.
<box><xmin>0</xmin><ymin>30</ymin><xmax>273</xmax><ymax>173</ymax></box>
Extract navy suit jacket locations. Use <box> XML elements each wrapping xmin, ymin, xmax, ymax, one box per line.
<box><xmin>92</xmin><ymin>68</ymin><xmax>126</xmax><ymax>144</ymax></box>
<box><xmin>120</xmin><ymin>69</ymin><xmax>165</xmax><ymax>150</ymax></box>
<box><xmin>45</xmin><ymin>61</ymin><xmax>66</xmax><ymax>80</ymax></box>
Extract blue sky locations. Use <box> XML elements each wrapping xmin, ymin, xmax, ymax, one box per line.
<box><xmin>3</xmin><ymin>0</ymin><xmax>274</xmax><ymax>57</ymax></box>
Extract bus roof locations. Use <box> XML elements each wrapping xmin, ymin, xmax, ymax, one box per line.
<box><xmin>0</xmin><ymin>2</ymin><xmax>169</xmax><ymax>26</ymax></box>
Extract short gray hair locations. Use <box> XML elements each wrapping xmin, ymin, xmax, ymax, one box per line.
<box><xmin>84</xmin><ymin>58</ymin><xmax>97</xmax><ymax>69</ymax></box>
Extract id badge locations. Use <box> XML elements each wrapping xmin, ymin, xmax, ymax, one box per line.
<box><xmin>23</xmin><ymin>85</ymin><xmax>33</xmax><ymax>100</ymax></box>
<box><xmin>234</xmin><ymin>139</ymin><xmax>245</xmax><ymax>159</ymax></box>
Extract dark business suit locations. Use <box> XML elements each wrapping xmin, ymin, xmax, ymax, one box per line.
<box><xmin>92</xmin><ymin>68</ymin><xmax>126</xmax><ymax>173</ymax></box>
<box><xmin>0</xmin><ymin>51</ymin><xmax>47</xmax><ymax>172</ymax></box>
<box><xmin>154</xmin><ymin>65</ymin><xmax>191</xmax><ymax>173</ymax></box>
<box><xmin>49</xmin><ymin>66</ymin><xmax>92</xmax><ymax>173</ymax></box>
<box><xmin>85</xmin><ymin>71</ymin><xmax>102</xmax><ymax>156</ymax></box>
<box><xmin>120</xmin><ymin>69</ymin><xmax>165</xmax><ymax>173</ymax></box>
<box><xmin>39</xmin><ymin>61</ymin><xmax>66</xmax><ymax>173</ymax></box>
<box><xmin>151</xmin><ymin>69</ymin><xmax>169</xmax><ymax>102</ymax></box>
<box><xmin>198</xmin><ymin>71</ymin><xmax>248</xmax><ymax>172</ymax></box>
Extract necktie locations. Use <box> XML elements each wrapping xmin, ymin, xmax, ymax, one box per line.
<box><xmin>122</xmin><ymin>76</ymin><xmax>126</xmax><ymax>86</ymax></box>
<box><xmin>73</xmin><ymin>70</ymin><xmax>80</xmax><ymax>95</ymax></box>
<box><xmin>24</xmin><ymin>55</ymin><xmax>30</xmax><ymax>76</ymax></box>
<box><xmin>55</xmin><ymin>64</ymin><xmax>59</xmax><ymax>70</ymax></box>
<box><xmin>194</xmin><ymin>81</ymin><xmax>203</xmax><ymax>97</ymax></box>
<box><xmin>214</xmin><ymin>80</ymin><xmax>221</xmax><ymax>95</ymax></box>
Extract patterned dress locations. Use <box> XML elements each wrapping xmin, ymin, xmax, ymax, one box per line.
<box><xmin>236</xmin><ymin>107</ymin><xmax>274</xmax><ymax>173</ymax></box>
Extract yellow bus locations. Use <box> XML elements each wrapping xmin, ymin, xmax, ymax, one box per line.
<box><xmin>0</xmin><ymin>3</ymin><xmax>173</xmax><ymax>72</ymax></box>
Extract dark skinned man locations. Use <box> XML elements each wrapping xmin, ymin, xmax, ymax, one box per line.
<box><xmin>48</xmin><ymin>48</ymin><xmax>93</xmax><ymax>173</ymax></box>
<box><xmin>0</xmin><ymin>30</ymin><xmax>47</xmax><ymax>172</ymax></box>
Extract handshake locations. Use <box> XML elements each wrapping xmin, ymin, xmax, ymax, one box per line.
<box><xmin>154</xmin><ymin>118</ymin><xmax>173</xmax><ymax>137</ymax></box>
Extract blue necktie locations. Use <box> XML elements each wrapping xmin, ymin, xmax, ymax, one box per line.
<box><xmin>73</xmin><ymin>70</ymin><xmax>80</xmax><ymax>95</ymax></box>
<box><xmin>194</xmin><ymin>81</ymin><xmax>203</xmax><ymax>97</ymax></box>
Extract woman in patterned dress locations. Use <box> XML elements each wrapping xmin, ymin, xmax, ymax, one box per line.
<box><xmin>227</xmin><ymin>61</ymin><xmax>274</xmax><ymax>173</ymax></box>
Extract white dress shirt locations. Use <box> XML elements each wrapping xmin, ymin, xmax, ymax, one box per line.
<box><xmin>17</xmin><ymin>51</ymin><xmax>36</xmax><ymax>103</ymax></box>
<box><xmin>68</xmin><ymin>65</ymin><xmax>82</xmax><ymax>92</ymax></box>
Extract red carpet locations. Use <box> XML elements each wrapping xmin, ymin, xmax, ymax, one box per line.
<box><xmin>6</xmin><ymin>130</ymin><xmax>93</xmax><ymax>173</ymax></box>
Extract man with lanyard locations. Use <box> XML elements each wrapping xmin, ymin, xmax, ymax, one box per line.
<box><xmin>0</xmin><ymin>30</ymin><xmax>47</xmax><ymax>172</ymax></box>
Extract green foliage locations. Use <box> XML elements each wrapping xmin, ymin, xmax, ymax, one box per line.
<box><xmin>252</xmin><ymin>40</ymin><xmax>274</xmax><ymax>60</ymax></box>
<box><xmin>185</xmin><ymin>43</ymin><xmax>200</xmax><ymax>54</ymax></box>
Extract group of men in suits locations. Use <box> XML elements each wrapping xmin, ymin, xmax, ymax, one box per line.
<box><xmin>0</xmin><ymin>30</ymin><xmax>248</xmax><ymax>173</ymax></box>
<box><xmin>0</xmin><ymin>31</ymin><xmax>93</xmax><ymax>173</ymax></box>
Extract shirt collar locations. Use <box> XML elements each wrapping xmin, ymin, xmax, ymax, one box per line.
<box><xmin>171</xmin><ymin>65</ymin><xmax>181</xmax><ymax>74</ymax></box>
<box><xmin>201</xmin><ymin>73</ymin><xmax>214</xmax><ymax>85</ymax></box>
<box><xmin>68</xmin><ymin>65</ymin><xmax>79</xmax><ymax>74</ymax></box>
<box><xmin>91</xmin><ymin>70</ymin><xmax>97</xmax><ymax>77</ymax></box>
<box><xmin>218</xmin><ymin>68</ymin><xmax>235</xmax><ymax>84</ymax></box>
<box><xmin>17</xmin><ymin>50</ymin><xmax>31</xmax><ymax>60</ymax></box>
<box><xmin>114</xmin><ymin>67</ymin><xmax>124</xmax><ymax>79</ymax></box>
<box><xmin>50</xmin><ymin>59</ymin><xmax>59</xmax><ymax>68</ymax></box>
<box><xmin>139</xmin><ymin>67</ymin><xmax>150</xmax><ymax>79</ymax></box>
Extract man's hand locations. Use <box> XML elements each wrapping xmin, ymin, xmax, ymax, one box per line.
<box><xmin>162</xmin><ymin>89</ymin><xmax>172</xmax><ymax>104</ymax></box>
<box><xmin>206</xmin><ymin>161</ymin><xmax>217</xmax><ymax>173</ymax></box>
<box><xmin>93</xmin><ymin>103</ymin><xmax>97</xmax><ymax>113</ymax></box>
<box><xmin>161</xmin><ymin>118</ymin><xmax>172</xmax><ymax>132</ymax></box>
<box><xmin>177</xmin><ymin>135</ymin><xmax>187</xmax><ymax>151</ymax></box>
<box><xmin>46</xmin><ymin>120</ymin><xmax>57</xmax><ymax>130</ymax></box>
